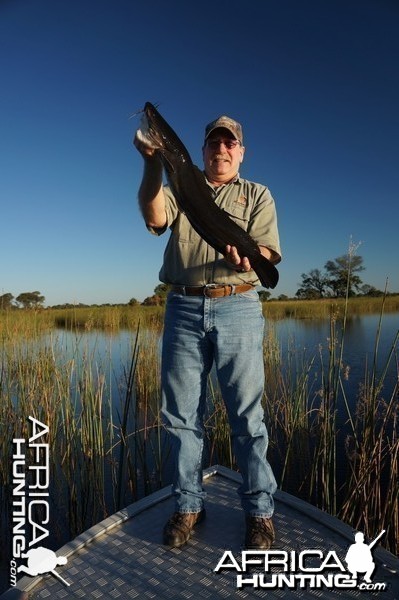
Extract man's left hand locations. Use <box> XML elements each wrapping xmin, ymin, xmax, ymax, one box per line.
<box><xmin>225</xmin><ymin>245</ymin><xmax>252</xmax><ymax>272</ymax></box>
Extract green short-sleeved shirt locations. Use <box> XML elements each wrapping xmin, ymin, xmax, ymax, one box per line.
<box><xmin>148</xmin><ymin>176</ymin><xmax>281</xmax><ymax>287</ymax></box>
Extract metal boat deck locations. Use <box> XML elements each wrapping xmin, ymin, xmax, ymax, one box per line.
<box><xmin>2</xmin><ymin>466</ymin><xmax>398</xmax><ymax>599</ymax></box>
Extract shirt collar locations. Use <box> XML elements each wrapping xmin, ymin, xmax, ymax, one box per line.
<box><xmin>204</xmin><ymin>172</ymin><xmax>240</xmax><ymax>191</ymax></box>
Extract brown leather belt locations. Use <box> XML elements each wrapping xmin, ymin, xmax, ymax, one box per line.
<box><xmin>171</xmin><ymin>284</ymin><xmax>254</xmax><ymax>298</ymax></box>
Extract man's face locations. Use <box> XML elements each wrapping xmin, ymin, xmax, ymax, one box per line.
<box><xmin>202</xmin><ymin>127</ymin><xmax>245</xmax><ymax>184</ymax></box>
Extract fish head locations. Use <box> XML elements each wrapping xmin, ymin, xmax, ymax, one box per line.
<box><xmin>139</xmin><ymin>102</ymin><xmax>192</xmax><ymax>170</ymax></box>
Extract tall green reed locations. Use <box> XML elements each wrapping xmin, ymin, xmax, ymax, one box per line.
<box><xmin>339</xmin><ymin>291</ymin><xmax>399</xmax><ymax>553</ymax></box>
<box><xmin>204</xmin><ymin>376</ymin><xmax>235</xmax><ymax>469</ymax></box>
<box><xmin>262</xmin><ymin>326</ymin><xmax>317</xmax><ymax>497</ymax></box>
<box><xmin>0</xmin><ymin>324</ymin><xmax>165</xmax><ymax>547</ymax></box>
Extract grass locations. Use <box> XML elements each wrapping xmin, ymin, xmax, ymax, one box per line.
<box><xmin>1</xmin><ymin>295</ymin><xmax>399</xmax><ymax>337</ymax></box>
<box><xmin>0</xmin><ymin>295</ymin><xmax>398</xmax><ymax>560</ymax></box>
<box><xmin>0</xmin><ymin>304</ymin><xmax>165</xmax><ymax>337</ymax></box>
<box><xmin>262</xmin><ymin>294</ymin><xmax>399</xmax><ymax>320</ymax></box>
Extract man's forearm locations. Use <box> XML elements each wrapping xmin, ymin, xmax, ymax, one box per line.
<box><xmin>138</xmin><ymin>157</ymin><xmax>167</xmax><ymax>229</ymax></box>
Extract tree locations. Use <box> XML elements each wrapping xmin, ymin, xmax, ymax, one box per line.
<box><xmin>258</xmin><ymin>291</ymin><xmax>271</xmax><ymax>302</ymax></box>
<box><xmin>325</xmin><ymin>254</ymin><xmax>364</xmax><ymax>297</ymax></box>
<box><xmin>128</xmin><ymin>297</ymin><xmax>139</xmax><ymax>306</ymax></box>
<box><xmin>142</xmin><ymin>295</ymin><xmax>163</xmax><ymax>306</ymax></box>
<box><xmin>141</xmin><ymin>284</ymin><xmax>171</xmax><ymax>307</ymax></box>
<box><xmin>0</xmin><ymin>293</ymin><xmax>14</xmax><ymax>309</ymax></box>
<box><xmin>16</xmin><ymin>291</ymin><xmax>45</xmax><ymax>309</ymax></box>
<box><xmin>153</xmin><ymin>283</ymin><xmax>170</xmax><ymax>300</ymax></box>
<box><xmin>359</xmin><ymin>284</ymin><xmax>384</xmax><ymax>297</ymax></box>
<box><xmin>296</xmin><ymin>268</ymin><xmax>330</xmax><ymax>299</ymax></box>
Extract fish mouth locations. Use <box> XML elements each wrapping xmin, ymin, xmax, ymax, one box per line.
<box><xmin>139</xmin><ymin>102</ymin><xmax>188</xmax><ymax>174</ymax></box>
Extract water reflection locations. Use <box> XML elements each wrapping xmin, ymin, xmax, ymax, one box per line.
<box><xmin>37</xmin><ymin>313</ymin><xmax>398</xmax><ymax>428</ymax></box>
<box><xmin>48</xmin><ymin>313</ymin><xmax>398</xmax><ymax>385</ymax></box>
<box><xmin>269</xmin><ymin>313</ymin><xmax>399</xmax><ymax>397</ymax></box>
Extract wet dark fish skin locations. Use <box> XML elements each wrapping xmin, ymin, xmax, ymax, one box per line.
<box><xmin>141</xmin><ymin>102</ymin><xmax>279</xmax><ymax>289</ymax></box>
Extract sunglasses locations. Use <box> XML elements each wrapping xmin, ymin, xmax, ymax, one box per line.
<box><xmin>205</xmin><ymin>139</ymin><xmax>241</xmax><ymax>150</ymax></box>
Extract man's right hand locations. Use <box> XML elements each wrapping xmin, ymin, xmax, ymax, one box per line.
<box><xmin>133</xmin><ymin>132</ymin><xmax>160</xmax><ymax>160</ymax></box>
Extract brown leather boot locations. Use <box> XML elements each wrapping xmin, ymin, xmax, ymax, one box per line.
<box><xmin>163</xmin><ymin>509</ymin><xmax>206</xmax><ymax>547</ymax></box>
<box><xmin>245</xmin><ymin>516</ymin><xmax>275</xmax><ymax>549</ymax></box>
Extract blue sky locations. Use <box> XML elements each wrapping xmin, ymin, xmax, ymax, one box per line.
<box><xmin>1</xmin><ymin>0</ymin><xmax>398</xmax><ymax>305</ymax></box>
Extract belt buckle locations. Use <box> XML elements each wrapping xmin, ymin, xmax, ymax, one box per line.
<box><xmin>203</xmin><ymin>283</ymin><xmax>219</xmax><ymax>297</ymax></box>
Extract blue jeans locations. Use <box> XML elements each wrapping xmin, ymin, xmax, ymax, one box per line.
<box><xmin>161</xmin><ymin>289</ymin><xmax>277</xmax><ymax>517</ymax></box>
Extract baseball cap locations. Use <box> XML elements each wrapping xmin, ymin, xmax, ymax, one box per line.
<box><xmin>204</xmin><ymin>115</ymin><xmax>243</xmax><ymax>144</ymax></box>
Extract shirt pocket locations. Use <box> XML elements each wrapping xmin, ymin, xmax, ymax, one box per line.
<box><xmin>222</xmin><ymin>203</ymin><xmax>250</xmax><ymax>231</ymax></box>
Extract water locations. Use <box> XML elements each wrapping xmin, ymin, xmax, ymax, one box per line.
<box><xmin>269</xmin><ymin>313</ymin><xmax>399</xmax><ymax>401</ymax></box>
<box><xmin>51</xmin><ymin>312</ymin><xmax>399</xmax><ymax>408</ymax></box>
<box><xmin>19</xmin><ymin>313</ymin><xmax>398</xmax><ymax>410</ymax></box>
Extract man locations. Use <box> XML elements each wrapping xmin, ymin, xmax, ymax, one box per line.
<box><xmin>134</xmin><ymin>112</ymin><xmax>281</xmax><ymax>549</ymax></box>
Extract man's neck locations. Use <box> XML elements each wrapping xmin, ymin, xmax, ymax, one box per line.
<box><xmin>205</xmin><ymin>173</ymin><xmax>239</xmax><ymax>187</ymax></box>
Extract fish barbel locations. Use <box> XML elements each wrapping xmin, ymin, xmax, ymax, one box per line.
<box><xmin>136</xmin><ymin>102</ymin><xmax>279</xmax><ymax>289</ymax></box>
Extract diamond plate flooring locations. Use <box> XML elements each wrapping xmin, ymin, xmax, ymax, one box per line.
<box><xmin>2</xmin><ymin>466</ymin><xmax>398</xmax><ymax>599</ymax></box>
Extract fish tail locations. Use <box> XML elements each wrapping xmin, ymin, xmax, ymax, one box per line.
<box><xmin>252</xmin><ymin>254</ymin><xmax>279</xmax><ymax>289</ymax></box>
